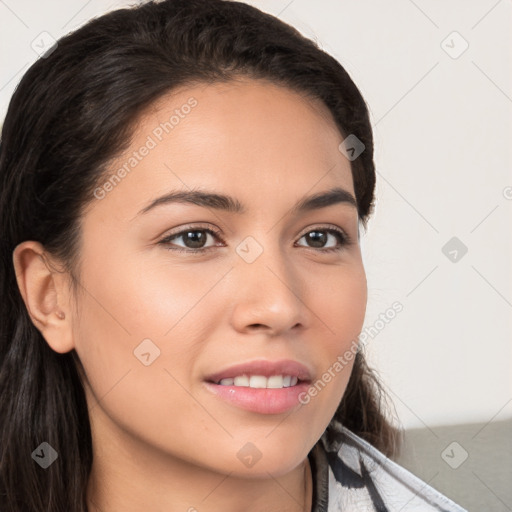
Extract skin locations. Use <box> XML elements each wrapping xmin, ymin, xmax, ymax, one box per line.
<box><xmin>13</xmin><ymin>77</ymin><xmax>367</xmax><ymax>512</ymax></box>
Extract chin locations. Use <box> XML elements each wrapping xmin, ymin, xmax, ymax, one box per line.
<box><xmin>209</xmin><ymin>437</ymin><xmax>312</xmax><ymax>478</ymax></box>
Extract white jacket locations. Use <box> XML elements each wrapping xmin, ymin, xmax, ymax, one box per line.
<box><xmin>308</xmin><ymin>421</ymin><xmax>468</xmax><ymax>511</ymax></box>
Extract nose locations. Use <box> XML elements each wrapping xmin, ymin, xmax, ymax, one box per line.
<box><xmin>228</xmin><ymin>240</ymin><xmax>310</xmax><ymax>336</ymax></box>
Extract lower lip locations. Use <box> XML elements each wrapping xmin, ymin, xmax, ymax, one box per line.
<box><xmin>203</xmin><ymin>381</ymin><xmax>310</xmax><ymax>414</ymax></box>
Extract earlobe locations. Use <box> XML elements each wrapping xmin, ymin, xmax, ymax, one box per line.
<box><xmin>12</xmin><ymin>241</ymin><xmax>75</xmax><ymax>354</ymax></box>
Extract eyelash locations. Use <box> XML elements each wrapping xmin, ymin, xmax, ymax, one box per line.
<box><xmin>157</xmin><ymin>224</ymin><xmax>352</xmax><ymax>255</ymax></box>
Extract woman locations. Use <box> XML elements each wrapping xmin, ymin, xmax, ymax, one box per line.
<box><xmin>0</xmin><ymin>1</ymin><xmax>467</xmax><ymax>510</ymax></box>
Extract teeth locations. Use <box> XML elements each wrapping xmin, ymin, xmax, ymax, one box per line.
<box><xmin>267</xmin><ymin>375</ymin><xmax>284</xmax><ymax>388</ymax></box>
<box><xmin>249</xmin><ymin>375</ymin><xmax>267</xmax><ymax>388</ymax></box>
<box><xmin>234</xmin><ymin>375</ymin><xmax>249</xmax><ymax>386</ymax></box>
<box><xmin>218</xmin><ymin>374</ymin><xmax>300</xmax><ymax>388</ymax></box>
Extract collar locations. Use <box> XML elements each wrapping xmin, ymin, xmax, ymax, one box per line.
<box><xmin>308</xmin><ymin>439</ymin><xmax>330</xmax><ymax>512</ymax></box>
<box><xmin>306</xmin><ymin>423</ymin><xmax>468</xmax><ymax>512</ymax></box>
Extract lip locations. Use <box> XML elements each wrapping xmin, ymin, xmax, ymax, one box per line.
<box><xmin>203</xmin><ymin>359</ymin><xmax>313</xmax><ymax>415</ymax></box>
<box><xmin>204</xmin><ymin>358</ymin><xmax>313</xmax><ymax>384</ymax></box>
<box><xmin>203</xmin><ymin>380</ymin><xmax>311</xmax><ymax>414</ymax></box>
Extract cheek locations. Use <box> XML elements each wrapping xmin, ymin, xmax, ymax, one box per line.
<box><xmin>120</xmin><ymin>255</ymin><xmax>233</xmax><ymax>336</ymax></box>
<box><xmin>291</xmin><ymin>263</ymin><xmax>366</xmax><ymax>434</ymax></box>
<box><xmin>71</xmin><ymin>250</ymin><xmax>226</xmax><ymax>417</ymax></box>
<box><xmin>75</xmin><ymin>246</ymin><xmax>226</xmax><ymax>349</ymax></box>
<box><xmin>71</xmin><ymin>265</ymin><xmax>221</xmax><ymax>460</ymax></box>
<box><xmin>316</xmin><ymin>263</ymin><xmax>367</xmax><ymax>351</ymax></box>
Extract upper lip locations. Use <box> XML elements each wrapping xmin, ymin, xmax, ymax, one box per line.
<box><xmin>205</xmin><ymin>359</ymin><xmax>313</xmax><ymax>384</ymax></box>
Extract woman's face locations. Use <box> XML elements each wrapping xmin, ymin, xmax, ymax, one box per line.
<box><xmin>72</xmin><ymin>78</ymin><xmax>367</xmax><ymax>477</ymax></box>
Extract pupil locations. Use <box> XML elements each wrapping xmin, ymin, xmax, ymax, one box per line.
<box><xmin>308</xmin><ymin>231</ymin><xmax>326</xmax><ymax>248</ymax></box>
<box><xmin>185</xmin><ymin>231</ymin><xmax>206</xmax><ymax>248</ymax></box>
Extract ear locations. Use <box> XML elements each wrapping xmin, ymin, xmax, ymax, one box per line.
<box><xmin>12</xmin><ymin>240</ymin><xmax>75</xmax><ymax>354</ymax></box>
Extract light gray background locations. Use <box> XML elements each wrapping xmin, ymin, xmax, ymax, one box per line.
<box><xmin>1</xmin><ymin>1</ymin><xmax>511</xmax><ymax>510</ymax></box>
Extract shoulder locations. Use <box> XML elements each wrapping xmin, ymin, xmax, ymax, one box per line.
<box><xmin>318</xmin><ymin>421</ymin><xmax>468</xmax><ymax>512</ymax></box>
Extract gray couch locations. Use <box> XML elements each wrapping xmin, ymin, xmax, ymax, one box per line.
<box><xmin>395</xmin><ymin>418</ymin><xmax>512</xmax><ymax>511</ymax></box>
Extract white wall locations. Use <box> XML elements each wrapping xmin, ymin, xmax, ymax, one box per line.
<box><xmin>1</xmin><ymin>0</ymin><xmax>511</xmax><ymax>430</ymax></box>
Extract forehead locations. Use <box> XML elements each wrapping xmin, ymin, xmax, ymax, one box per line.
<box><xmin>86</xmin><ymin>78</ymin><xmax>355</xmax><ymax>222</ymax></box>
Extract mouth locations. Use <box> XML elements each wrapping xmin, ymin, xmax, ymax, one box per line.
<box><xmin>204</xmin><ymin>358</ymin><xmax>312</xmax><ymax>387</ymax></box>
<box><xmin>203</xmin><ymin>359</ymin><xmax>313</xmax><ymax>414</ymax></box>
<box><xmin>209</xmin><ymin>374</ymin><xmax>305</xmax><ymax>388</ymax></box>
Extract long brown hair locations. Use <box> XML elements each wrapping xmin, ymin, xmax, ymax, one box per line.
<box><xmin>0</xmin><ymin>1</ymin><xmax>399</xmax><ymax>510</ymax></box>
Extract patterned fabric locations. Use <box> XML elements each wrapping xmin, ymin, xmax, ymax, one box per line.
<box><xmin>308</xmin><ymin>420</ymin><xmax>468</xmax><ymax>511</ymax></box>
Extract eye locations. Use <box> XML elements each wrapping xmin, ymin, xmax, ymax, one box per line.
<box><xmin>295</xmin><ymin>226</ymin><xmax>350</xmax><ymax>253</ymax></box>
<box><xmin>158</xmin><ymin>226</ymin><xmax>223</xmax><ymax>253</ymax></box>
<box><xmin>157</xmin><ymin>224</ymin><xmax>352</xmax><ymax>254</ymax></box>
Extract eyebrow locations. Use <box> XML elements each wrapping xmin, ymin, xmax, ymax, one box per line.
<box><xmin>137</xmin><ymin>186</ymin><xmax>357</xmax><ymax>217</ymax></box>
